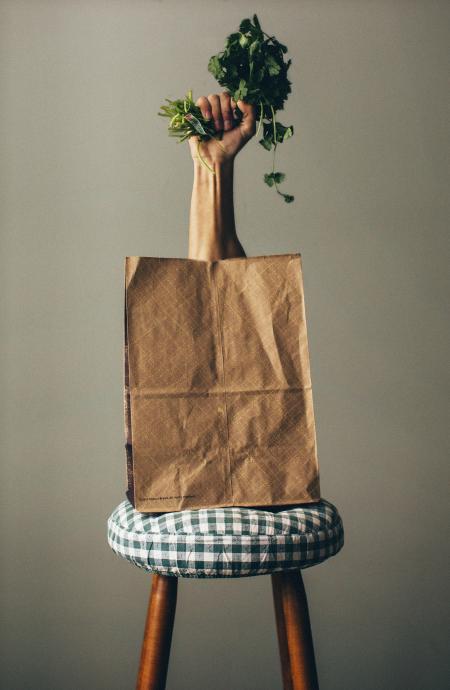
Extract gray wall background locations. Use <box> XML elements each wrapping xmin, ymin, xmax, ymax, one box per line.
<box><xmin>1</xmin><ymin>1</ymin><xmax>449</xmax><ymax>688</ymax></box>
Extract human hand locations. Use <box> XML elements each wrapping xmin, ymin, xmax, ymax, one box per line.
<box><xmin>188</xmin><ymin>92</ymin><xmax>256</xmax><ymax>165</ymax></box>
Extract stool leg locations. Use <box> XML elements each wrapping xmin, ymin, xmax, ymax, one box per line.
<box><xmin>136</xmin><ymin>574</ymin><xmax>178</xmax><ymax>690</ymax></box>
<box><xmin>271</xmin><ymin>573</ymin><xmax>294</xmax><ymax>690</ymax></box>
<box><xmin>271</xmin><ymin>571</ymin><xmax>319</xmax><ymax>690</ymax></box>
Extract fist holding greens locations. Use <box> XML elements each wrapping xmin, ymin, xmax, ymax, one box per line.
<box><xmin>158</xmin><ymin>14</ymin><xmax>295</xmax><ymax>203</ymax></box>
<box><xmin>188</xmin><ymin>93</ymin><xmax>257</xmax><ymax>164</ymax></box>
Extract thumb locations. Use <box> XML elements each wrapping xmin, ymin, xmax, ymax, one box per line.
<box><xmin>234</xmin><ymin>99</ymin><xmax>257</xmax><ymax>141</ymax></box>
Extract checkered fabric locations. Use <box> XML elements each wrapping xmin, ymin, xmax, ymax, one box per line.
<box><xmin>107</xmin><ymin>498</ymin><xmax>344</xmax><ymax>578</ymax></box>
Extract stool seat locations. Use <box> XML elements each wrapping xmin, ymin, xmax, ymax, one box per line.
<box><xmin>107</xmin><ymin>498</ymin><xmax>344</xmax><ymax>578</ymax></box>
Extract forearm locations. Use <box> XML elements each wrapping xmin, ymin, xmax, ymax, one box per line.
<box><xmin>188</xmin><ymin>159</ymin><xmax>246</xmax><ymax>261</ymax></box>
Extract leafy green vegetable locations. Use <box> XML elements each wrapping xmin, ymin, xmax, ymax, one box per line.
<box><xmin>158</xmin><ymin>90</ymin><xmax>227</xmax><ymax>174</ymax></box>
<box><xmin>159</xmin><ymin>14</ymin><xmax>295</xmax><ymax>202</ymax></box>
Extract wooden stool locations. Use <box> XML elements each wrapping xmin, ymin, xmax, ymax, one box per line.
<box><xmin>107</xmin><ymin>498</ymin><xmax>344</xmax><ymax>690</ymax></box>
<box><xmin>136</xmin><ymin>570</ymin><xmax>318</xmax><ymax>690</ymax></box>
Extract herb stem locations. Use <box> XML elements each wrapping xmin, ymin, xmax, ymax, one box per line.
<box><xmin>255</xmin><ymin>101</ymin><xmax>263</xmax><ymax>139</ymax></box>
<box><xmin>270</xmin><ymin>104</ymin><xmax>285</xmax><ymax>199</ymax></box>
<box><xmin>197</xmin><ymin>140</ymin><xmax>216</xmax><ymax>174</ymax></box>
<box><xmin>212</xmin><ymin>135</ymin><xmax>227</xmax><ymax>153</ymax></box>
<box><xmin>270</xmin><ymin>105</ymin><xmax>277</xmax><ymax>181</ymax></box>
<box><xmin>270</xmin><ymin>105</ymin><xmax>277</xmax><ymax>153</ymax></box>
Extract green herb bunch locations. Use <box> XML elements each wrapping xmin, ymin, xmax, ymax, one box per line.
<box><xmin>157</xmin><ymin>89</ymin><xmax>228</xmax><ymax>174</ymax></box>
<box><xmin>158</xmin><ymin>13</ymin><xmax>295</xmax><ymax>203</ymax></box>
<box><xmin>209</xmin><ymin>13</ymin><xmax>294</xmax><ymax>202</ymax></box>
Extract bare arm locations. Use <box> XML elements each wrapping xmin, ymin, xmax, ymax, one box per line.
<box><xmin>187</xmin><ymin>92</ymin><xmax>256</xmax><ymax>261</ymax></box>
<box><xmin>188</xmin><ymin>158</ymin><xmax>246</xmax><ymax>260</ymax></box>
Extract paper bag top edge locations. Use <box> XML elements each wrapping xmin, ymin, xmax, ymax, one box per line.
<box><xmin>124</xmin><ymin>253</ymin><xmax>303</xmax><ymax>289</ymax></box>
<box><xmin>125</xmin><ymin>252</ymin><xmax>301</xmax><ymax>263</ymax></box>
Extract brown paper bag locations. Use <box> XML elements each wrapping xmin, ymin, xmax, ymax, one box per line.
<box><xmin>124</xmin><ymin>254</ymin><xmax>321</xmax><ymax>513</ymax></box>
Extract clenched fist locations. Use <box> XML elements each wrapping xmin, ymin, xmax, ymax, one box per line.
<box><xmin>188</xmin><ymin>91</ymin><xmax>256</xmax><ymax>165</ymax></box>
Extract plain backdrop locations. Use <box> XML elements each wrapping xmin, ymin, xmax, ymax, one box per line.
<box><xmin>1</xmin><ymin>1</ymin><xmax>449</xmax><ymax>689</ymax></box>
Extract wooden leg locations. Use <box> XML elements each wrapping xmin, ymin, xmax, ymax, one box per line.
<box><xmin>136</xmin><ymin>574</ymin><xmax>178</xmax><ymax>690</ymax></box>
<box><xmin>271</xmin><ymin>571</ymin><xmax>319</xmax><ymax>690</ymax></box>
<box><xmin>272</xmin><ymin>573</ymin><xmax>294</xmax><ymax>690</ymax></box>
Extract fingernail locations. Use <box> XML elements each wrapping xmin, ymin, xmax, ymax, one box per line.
<box><xmin>224</xmin><ymin>120</ymin><xmax>232</xmax><ymax>130</ymax></box>
<box><xmin>204</xmin><ymin>111</ymin><xmax>212</xmax><ymax>120</ymax></box>
<box><xmin>215</xmin><ymin>120</ymin><xmax>222</xmax><ymax>130</ymax></box>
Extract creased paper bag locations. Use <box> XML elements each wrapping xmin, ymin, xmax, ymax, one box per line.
<box><xmin>124</xmin><ymin>254</ymin><xmax>321</xmax><ymax>513</ymax></box>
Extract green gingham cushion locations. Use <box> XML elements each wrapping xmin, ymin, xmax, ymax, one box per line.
<box><xmin>107</xmin><ymin>498</ymin><xmax>344</xmax><ymax>578</ymax></box>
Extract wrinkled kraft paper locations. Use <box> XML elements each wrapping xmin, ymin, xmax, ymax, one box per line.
<box><xmin>124</xmin><ymin>254</ymin><xmax>321</xmax><ymax>513</ymax></box>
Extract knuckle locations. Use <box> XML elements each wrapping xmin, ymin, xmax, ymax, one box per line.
<box><xmin>196</xmin><ymin>96</ymin><xmax>212</xmax><ymax>118</ymax></box>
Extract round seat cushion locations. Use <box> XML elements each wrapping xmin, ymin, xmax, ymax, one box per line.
<box><xmin>107</xmin><ymin>498</ymin><xmax>344</xmax><ymax>578</ymax></box>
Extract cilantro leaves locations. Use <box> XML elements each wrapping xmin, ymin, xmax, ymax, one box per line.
<box><xmin>206</xmin><ymin>13</ymin><xmax>295</xmax><ymax>201</ymax></box>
